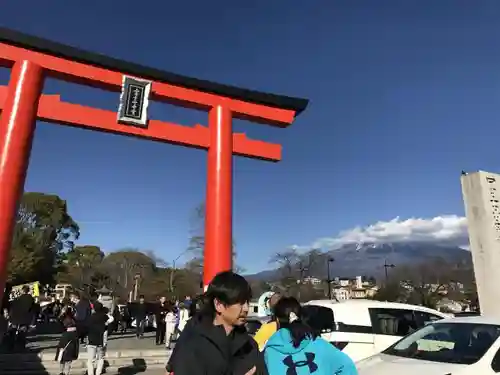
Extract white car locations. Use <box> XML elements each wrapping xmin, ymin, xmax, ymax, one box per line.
<box><xmin>303</xmin><ymin>299</ymin><xmax>450</xmax><ymax>362</ymax></box>
<box><xmin>357</xmin><ymin>316</ymin><xmax>500</xmax><ymax>375</ymax></box>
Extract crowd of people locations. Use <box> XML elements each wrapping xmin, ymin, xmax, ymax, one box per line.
<box><xmin>1</xmin><ymin>271</ymin><xmax>359</xmax><ymax>375</ymax></box>
<box><xmin>0</xmin><ymin>286</ymin><xmax>197</xmax><ymax>375</ymax></box>
<box><xmin>165</xmin><ymin>271</ymin><xmax>359</xmax><ymax>375</ymax></box>
<box><xmin>131</xmin><ymin>294</ymin><xmax>193</xmax><ymax>347</ymax></box>
<box><xmin>0</xmin><ymin>286</ymin><xmax>116</xmax><ymax>375</ymax></box>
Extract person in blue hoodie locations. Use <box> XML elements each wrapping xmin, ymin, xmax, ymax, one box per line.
<box><xmin>264</xmin><ymin>297</ymin><xmax>358</xmax><ymax>375</ymax></box>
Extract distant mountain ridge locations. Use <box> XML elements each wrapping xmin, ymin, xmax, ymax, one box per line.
<box><xmin>247</xmin><ymin>242</ymin><xmax>471</xmax><ymax>281</ymax></box>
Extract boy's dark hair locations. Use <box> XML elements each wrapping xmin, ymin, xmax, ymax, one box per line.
<box><xmin>274</xmin><ymin>296</ymin><xmax>317</xmax><ymax>348</ymax></box>
<box><xmin>22</xmin><ymin>285</ymin><xmax>30</xmax><ymax>294</ymax></box>
<box><xmin>199</xmin><ymin>271</ymin><xmax>252</xmax><ymax>318</ymax></box>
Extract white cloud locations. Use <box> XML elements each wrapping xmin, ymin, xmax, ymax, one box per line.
<box><xmin>305</xmin><ymin>215</ymin><xmax>469</xmax><ymax>251</ymax></box>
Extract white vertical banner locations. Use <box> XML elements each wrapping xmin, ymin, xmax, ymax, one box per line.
<box><xmin>461</xmin><ymin>171</ymin><xmax>500</xmax><ymax>318</ymax></box>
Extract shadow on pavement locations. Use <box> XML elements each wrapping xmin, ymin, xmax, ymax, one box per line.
<box><xmin>0</xmin><ymin>349</ymin><xmax>49</xmax><ymax>374</ymax></box>
<box><xmin>0</xmin><ymin>324</ymin><xmax>165</xmax><ymax>374</ymax></box>
<box><xmin>116</xmin><ymin>358</ymin><xmax>148</xmax><ymax>375</ymax></box>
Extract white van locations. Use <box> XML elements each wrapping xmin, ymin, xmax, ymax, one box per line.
<box><xmin>303</xmin><ymin>299</ymin><xmax>450</xmax><ymax>362</ymax></box>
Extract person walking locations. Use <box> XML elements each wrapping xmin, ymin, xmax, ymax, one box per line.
<box><xmin>72</xmin><ymin>293</ymin><xmax>92</xmax><ymax>346</ymax></box>
<box><xmin>9</xmin><ymin>285</ymin><xmax>35</xmax><ymax>349</ymax></box>
<box><xmin>177</xmin><ymin>302</ymin><xmax>190</xmax><ymax>333</ymax></box>
<box><xmin>155</xmin><ymin>296</ymin><xmax>168</xmax><ymax>345</ymax></box>
<box><xmin>55</xmin><ymin>307</ymin><xmax>79</xmax><ymax>375</ymax></box>
<box><xmin>165</xmin><ymin>303</ymin><xmax>177</xmax><ymax>350</ymax></box>
<box><xmin>86</xmin><ymin>302</ymin><xmax>113</xmax><ymax>375</ymax></box>
<box><xmin>263</xmin><ymin>297</ymin><xmax>358</xmax><ymax>375</ymax></box>
<box><xmin>183</xmin><ymin>295</ymin><xmax>192</xmax><ymax>310</ymax></box>
<box><xmin>135</xmin><ymin>295</ymin><xmax>147</xmax><ymax>339</ymax></box>
<box><xmin>166</xmin><ymin>271</ymin><xmax>267</xmax><ymax>375</ymax></box>
<box><xmin>117</xmin><ymin>306</ymin><xmax>129</xmax><ymax>334</ymax></box>
<box><xmin>52</xmin><ymin>298</ymin><xmax>62</xmax><ymax>322</ymax></box>
<box><xmin>0</xmin><ymin>308</ymin><xmax>8</xmax><ymax>347</ymax></box>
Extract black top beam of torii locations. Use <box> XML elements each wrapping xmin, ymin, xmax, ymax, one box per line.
<box><xmin>0</xmin><ymin>27</ymin><xmax>309</xmax><ymax>114</ymax></box>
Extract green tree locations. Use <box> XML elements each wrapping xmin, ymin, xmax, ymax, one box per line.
<box><xmin>297</xmin><ymin>283</ymin><xmax>327</xmax><ymax>302</ymax></box>
<box><xmin>9</xmin><ymin>192</ymin><xmax>79</xmax><ymax>284</ymax></box>
<box><xmin>398</xmin><ymin>258</ymin><xmax>452</xmax><ymax>309</ymax></box>
<box><xmin>101</xmin><ymin>249</ymin><xmax>157</xmax><ymax>300</ymax></box>
<box><xmin>66</xmin><ymin>245</ymin><xmax>104</xmax><ymax>267</ymax></box>
<box><xmin>372</xmin><ymin>282</ymin><xmax>404</xmax><ymax>302</ymax></box>
<box><xmin>58</xmin><ymin>245</ymin><xmax>104</xmax><ymax>287</ymax></box>
<box><xmin>98</xmin><ymin>249</ymin><xmax>201</xmax><ymax>301</ymax></box>
<box><xmin>144</xmin><ymin>267</ymin><xmax>200</xmax><ymax>301</ymax></box>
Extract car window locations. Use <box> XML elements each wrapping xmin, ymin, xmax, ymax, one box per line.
<box><xmin>384</xmin><ymin>322</ymin><xmax>500</xmax><ymax>365</ymax></box>
<box><xmin>369</xmin><ymin>308</ymin><xmax>419</xmax><ymax>336</ymax></box>
<box><xmin>302</xmin><ymin>305</ymin><xmax>335</xmax><ymax>334</ymax></box>
<box><xmin>414</xmin><ymin>311</ymin><xmax>444</xmax><ymax>326</ymax></box>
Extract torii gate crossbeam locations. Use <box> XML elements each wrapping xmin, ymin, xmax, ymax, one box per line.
<box><xmin>0</xmin><ymin>28</ymin><xmax>308</xmax><ymax>299</ymax></box>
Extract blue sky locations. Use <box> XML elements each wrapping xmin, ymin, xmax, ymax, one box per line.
<box><xmin>1</xmin><ymin>1</ymin><xmax>500</xmax><ymax>273</ymax></box>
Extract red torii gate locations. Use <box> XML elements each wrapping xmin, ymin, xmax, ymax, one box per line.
<box><xmin>0</xmin><ymin>28</ymin><xmax>308</xmax><ymax>299</ymax></box>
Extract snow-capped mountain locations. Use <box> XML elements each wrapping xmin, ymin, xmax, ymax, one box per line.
<box><xmin>248</xmin><ymin>242</ymin><xmax>471</xmax><ymax>281</ymax></box>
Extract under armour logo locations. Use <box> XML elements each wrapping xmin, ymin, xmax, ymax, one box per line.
<box><xmin>283</xmin><ymin>352</ymin><xmax>318</xmax><ymax>375</ymax></box>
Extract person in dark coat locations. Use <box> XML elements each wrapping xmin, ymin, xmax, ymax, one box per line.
<box><xmin>135</xmin><ymin>295</ymin><xmax>147</xmax><ymax>339</ymax></box>
<box><xmin>9</xmin><ymin>285</ymin><xmax>35</xmax><ymax>349</ymax></box>
<box><xmin>155</xmin><ymin>296</ymin><xmax>168</xmax><ymax>345</ymax></box>
<box><xmin>117</xmin><ymin>306</ymin><xmax>129</xmax><ymax>334</ymax></box>
<box><xmin>55</xmin><ymin>308</ymin><xmax>79</xmax><ymax>375</ymax></box>
<box><xmin>72</xmin><ymin>293</ymin><xmax>91</xmax><ymax>345</ymax></box>
<box><xmin>166</xmin><ymin>271</ymin><xmax>268</xmax><ymax>375</ymax></box>
<box><xmin>9</xmin><ymin>285</ymin><xmax>35</xmax><ymax>326</ymax></box>
<box><xmin>86</xmin><ymin>302</ymin><xmax>113</xmax><ymax>375</ymax></box>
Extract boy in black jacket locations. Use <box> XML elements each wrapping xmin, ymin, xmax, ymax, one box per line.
<box><xmin>166</xmin><ymin>271</ymin><xmax>267</xmax><ymax>375</ymax></box>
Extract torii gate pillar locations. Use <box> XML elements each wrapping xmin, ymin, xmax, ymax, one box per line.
<box><xmin>204</xmin><ymin>106</ymin><xmax>233</xmax><ymax>284</ymax></box>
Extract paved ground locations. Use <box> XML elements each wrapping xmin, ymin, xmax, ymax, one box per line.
<box><xmin>104</xmin><ymin>370</ymin><xmax>166</xmax><ymax>375</ymax></box>
<box><xmin>26</xmin><ymin>330</ymin><xmax>161</xmax><ymax>353</ymax></box>
<box><xmin>0</xmin><ymin>327</ymin><xmax>170</xmax><ymax>374</ymax></box>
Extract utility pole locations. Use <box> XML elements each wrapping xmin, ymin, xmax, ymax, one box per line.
<box><xmin>384</xmin><ymin>259</ymin><xmax>395</xmax><ymax>284</ymax></box>
<box><xmin>133</xmin><ymin>273</ymin><xmax>140</xmax><ymax>300</ymax></box>
<box><xmin>170</xmin><ymin>250</ymin><xmax>188</xmax><ymax>293</ymax></box>
<box><xmin>327</xmin><ymin>257</ymin><xmax>335</xmax><ymax>300</ymax></box>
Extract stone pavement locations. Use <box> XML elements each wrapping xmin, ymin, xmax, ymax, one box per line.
<box><xmin>0</xmin><ymin>330</ymin><xmax>170</xmax><ymax>374</ymax></box>
<box><xmin>104</xmin><ymin>370</ymin><xmax>166</xmax><ymax>375</ymax></box>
